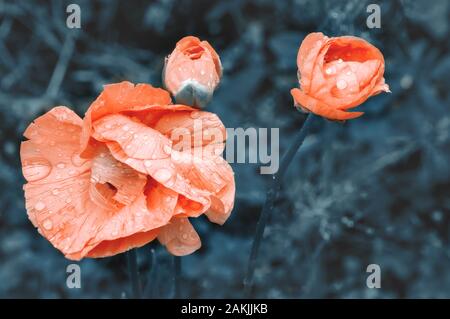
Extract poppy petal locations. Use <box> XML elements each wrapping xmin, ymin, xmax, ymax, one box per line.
<box><xmin>90</xmin><ymin>147</ymin><xmax>147</xmax><ymax>206</ymax></box>
<box><xmin>80</xmin><ymin>82</ymin><xmax>172</xmax><ymax>157</ymax></box>
<box><xmin>158</xmin><ymin>217</ymin><xmax>201</xmax><ymax>256</ymax></box>
<box><xmin>291</xmin><ymin>88</ymin><xmax>363</xmax><ymax>120</ymax></box>
<box><xmin>92</xmin><ymin>113</ymin><xmax>172</xmax><ymax>160</ymax></box>
<box><xmin>154</xmin><ymin>110</ymin><xmax>226</xmax><ymax>156</ymax></box>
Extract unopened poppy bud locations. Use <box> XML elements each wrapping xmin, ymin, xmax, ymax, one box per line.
<box><xmin>163</xmin><ymin>36</ymin><xmax>222</xmax><ymax>108</ymax></box>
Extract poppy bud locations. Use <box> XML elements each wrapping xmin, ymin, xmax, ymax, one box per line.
<box><xmin>291</xmin><ymin>32</ymin><xmax>390</xmax><ymax>121</ymax></box>
<box><xmin>163</xmin><ymin>36</ymin><xmax>222</xmax><ymax>108</ymax></box>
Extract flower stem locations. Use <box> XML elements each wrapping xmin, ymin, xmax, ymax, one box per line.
<box><xmin>127</xmin><ymin>249</ymin><xmax>142</xmax><ymax>299</ymax></box>
<box><xmin>174</xmin><ymin>256</ymin><xmax>182</xmax><ymax>298</ymax></box>
<box><xmin>243</xmin><ymin>113</ymin><xmax>318</xmax><ymax>297</ymax></box>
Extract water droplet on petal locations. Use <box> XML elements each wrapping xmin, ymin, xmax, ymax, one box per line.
<box><xmin>122</xmin><ymin>125</ymin><xmax>129</xmax><ymax>131</ymax></box>
<box><xmin>43</xmin><ymin>219</ymin><xmax>53</xmax><ymax>230</ymax></box>
<box><xmin>22</xmin><ymin>158</ymin><xmax>52</xmax><ymax>182</ymax></box>
<box><xmin>71</xmin><ymin>153</ymin><xmax>88</xmax><ymax>167</ymax></box>
<box><xmin>325</xmin><ymin>67</ymin><xmax>335</xmax><ymax>75</ymax></box>
<box><xmin>190</xmin><ymin>111</ymin><xmax>201</xmax><ymax>119</ymax></box>
<box><xmin>57</xmin><ymin>163</ymin><xmax>65</xmax><ymax>169</ymax></box>
<box><xmin>182</xmin><ymin>233</ymin><xmax>188</xmax><ymax>240</ymax></box>
<box><xmin>49</xmin><ymin>141</ymin><xmax>56</xmax><ymax>146</ymax></box>
<box><xmin>35</xmin><ymin>201</ymin><xmax>46</xmax><ymax>211</ymax></box>
<box><xmin>337</xmin><ymin>58</ymin><xmax>343</xmax><ymax>64</ymax></box>
<box><xmin>52</xmin><ymin>189</ymin><xmax>59</xmax><ymax>195</ymax></box>
<box><xmin>171</xmin><ymin>151</ymin><xmax>181</xmax><ymax>162</ymax></box>
<box><xmin>163</xmin><ymin>145</ymin><xmax>172</xmax><ymax>155</ymax></box>
<box><xmin>337</xmin><ymin>79</ymin><xmax>348</xmax><ymax>90</ymax></box>
<box><xmin>154</xmin><ymin>168</ymin><xmax>172</xmax><ymax>183</ymax></box>
<box><xmin>144</xmin><ymin>160</ymin><xmax>152</xmax><ymax>167</ymax></box>
<box><xmin>65</xmin><ymin>198</ymin><xmax>72</xmax><ymax>204</ymax></box>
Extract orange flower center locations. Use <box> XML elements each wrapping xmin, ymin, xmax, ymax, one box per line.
<box><xmin>325</xmin><ymin>43</ymin><xmax>374</xmax><ymax>63</ymax></box>
<box><xmin>182</xmin><ymin>44</ymin><xmax>205</xmax><ymax>59</ymax></box>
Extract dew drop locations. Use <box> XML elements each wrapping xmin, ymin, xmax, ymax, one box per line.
<box><xmin>57</xmin><ymin>163</ymin><xmax>65</xmax><ymax>169</ymax></box>
<box><xmin>71</xmin><ymin>153</ymin><xmax>88</xmax><ymax>167</ymax></box>
<box><xmin>43</xmin><ymin>219</ymin><xmax>53</xmax><ymax>230</ymax></box>
<box><xmin>190</xmin><ymin>111</ymin><xmax>201</xmax><ymax>119</ymax></box>
<box><xmin>200</xmin><ymin>69</ymin><xmax>205</xmax><ymax>75</ymax></box>
<box><xmin>182</xmin><ymin>233</ymin><xmax>188</xmax><ymax>240</ymax></box>
<box><xmin>52</xmin><ymin>189</ymin><xmax>59</xmax><ymax>195</ymax></box>
<box><xmin>35</xmin><ymin>201</ymin><xmax>46</xmax><ymax>211</ymax></box>
<box><xmin>65</xmin><ymin>198</ymin><xmax>72</xmax><ymax>204</ymax></box>
<box><xmin>155</xmin><ymin>168</ymin><xmax>172</xmax><ymax>183</ymax></box>
<box><xmin>336</xmin><ymin>79</ymin><xmax>348</xmax><ymax>90</ymax></box>
<box><xmin>171</xmin><ymin>151</ymin><xmax>181</xmax><ymax>162</ymax></box>
<box><xmin>337</xmin><ymin>58</ymin><xmax>343</xmax><ymax>64</ymax></box>
<box><xmin>122</xmin><ymin>125</ymin><xmax>129</xmax><ymax>131</ymax></box>
<box><xmin>163</xmin><ymin>145</ymin><xmax>172</xmax><ymax>155</ymax></box>
<box><xmin>144</xmin><ymin>160</ymin><xmax>152</xmax><ymax>167</ymax></box>
<box><xmin>325</xmin><ymin>67</ymin><xmax>335</xmax><ymax>75</ymax></box>
<box><xmin>22</xmin><ymin>158</ymin><xmax>52</xmax><ymax>182</ymax></box>
<box><xmin>49</xmin><ymin>141</ymin><xmax>56</xmax><ymax>146</ymax></box>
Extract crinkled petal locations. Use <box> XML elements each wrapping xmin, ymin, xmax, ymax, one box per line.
<box><xmin>204</xmin><ymin>157</ymin><xmax>235</xmax><ymax>225</ymax></box>
<box><xmin>291</xmin><ymin>88</ymin><xmax>363</xmax><ymax>120</ymax></box>
<box><xmin>21</xmin><ymin>107</ymin><xmax>90</xmax><ymax>186</ymax></box>
<box><xmin>92</xmin><ymin>114</ymin><xmax>172</xmax><ymax>160</ymax></box>
<box><xmin>158</xmin><ymin>217</ymin><xmax>201</xmax><ymax>256</ymax></box>
<box><xmin>81</xmin><ymin>82</ymin><xmax>172</xmax><ymax>157</ymax></box>
<box><xmin>105</xmin><ymin>141</ymin><xmax>211</xmax><ymax>208</ymax></box>
<box><xmin>154</xmin><ymin>109</ymin><xmax>226</xmax><ymax>156</ymax></box>
<box><xmin>21</xmin><ymin>107</ymin><xmax>178</xmax><ymax>260</ymax></box>
<box><xmin>90</xmin><ymin>146</ymin><xmax>147</xmax><ymax>206</ymax></box>
<box><xmin>297</xmin><ymin>32</ymin><xmax>328</xmax><ymax>93</ymax></box>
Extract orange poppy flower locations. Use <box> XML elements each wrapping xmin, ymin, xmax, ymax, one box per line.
<box><xmin>291</xmin><ymin>32</ymin><xmax>390</xmax><ymax>121</ymax></box>
<box><xmin>21</xmin><ymin>81</ymin><xmax>235</xmax><ymax>260</ymax></box>
<box><xmin>163</xmin><ymin>36</ymin><xmax>222</xmax><ymax>108</ymax></box>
